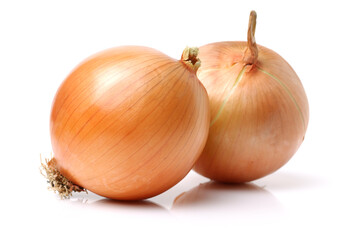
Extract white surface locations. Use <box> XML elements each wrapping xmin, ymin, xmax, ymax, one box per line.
<box><xmin>1</xmin><ymin>0</ymin><xmax>359</xmax><ymax>239</ymax></box>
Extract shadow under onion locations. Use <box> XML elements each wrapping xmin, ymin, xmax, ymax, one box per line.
<box><xmin>92</xmin><ymin>198</ymin><xmax>165</xmax><ymax>210</ymax></box>
<box><xmin>63</xmin><ymin>191</ymin><xmax>169</xmax><ymax>215</ymax></box>
<box><xmin>172</xmin><ymin>181</ymin><xmax>283</xmax><ymax>220</ymax></box>
<box><xmin>254</xmin><ymin>171</ymin><xmax>327</xmax><ymax>190</ymax></box>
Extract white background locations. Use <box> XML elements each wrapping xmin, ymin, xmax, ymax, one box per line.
<box><xmin>1</xmin><ymin>0</ymin><xmax>359</xmax><ymax>239</ymax></box>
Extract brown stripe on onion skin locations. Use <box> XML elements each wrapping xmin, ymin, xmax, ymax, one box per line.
<box><xmin>60</xmin><ymin>63</ymin><xmax>183</xmax><ymax>162</ymax></box>
<box><xmin>155</xmin><ymin>69</ymin><xmax>210</xmax><ymax>193</ymax></box>
<box><xmin>255</xmin><ymin>47</ymin><xmax>309</xmax><ymax>128</ymax></box>
<box><xmin>56</xmin><ymin>63</ymin><xmax>185</xmax><ymax>182</ymax></box>
<box><xmin>52</xmin><ymin>59</ymin><xmax>178</xmax><ymax>159</ymax></box>
<box><xmin>205</xmin><ymin>67</ymin><xmax>304</xmax><ymax>182</ymax></box>
<box><xmin>137</xmin><ymin>70</ymin><xmax>209</xmax><ymax>189</ymax></box>
<box><xmin>51</xmin><ymin>61</ymin><xmax>179</xmax><ymax>179</ymax></box>
<box><xmin>170</xmin><ymin>73</ymin><xmax>210</xmax><ymax>175</ymax></box>
<box><xmin>143</xmin><ymin>70</ymin><xmax>207</xmax><ymax>178</ymax></box>
<box><xmin>51</xmin><ymin>57</ymin><xmax>175</xmax><ymax>142</ymax></box>
<box><xmin>49</xmin><ymin>46</ymin><xmax>210</xmax><ymax>200</ymax></box>
<box><xmin>101</xmin><ymin>72</ymin><xmax>198</xmax><ymax>195</ymax></box>
<box><xmin>83</xmin><ymin>67</ymin><xmax>205</xmax><ymax>199</ymax></box>
<box><xmin>256</xmin><ymin>67</ymin><xmax>305</xmax><ymax>130</ymax></box>
<box><xmin>68</xmin><ymin>64</ymin><xmax>185</xmax><ymax>160</ymax></box>
<box><xmin>88</xmin><ymin>67</ymin><xmax>204</xmax><ymax>196</ymax></box>
<box><xmin>76</xmin><ymin>65</ymin><xmax>187</xmax><ymax>182</ymax></box>
<box><xmin>51</xmin><ymin>51</ymin><xmax>168</xmax><ymax>125</ymax></box>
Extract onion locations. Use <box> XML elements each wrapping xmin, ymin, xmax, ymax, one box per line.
<box><xmin>45</xmin><ymin>46</ymin><xmax>210</xmax><ymax>200</ymax></box>
<box><xmin>193</xmin><ymin>11</ymin><xmax>309</xmax><ymax>183</ymax></box>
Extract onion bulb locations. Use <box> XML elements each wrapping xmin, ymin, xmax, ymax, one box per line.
<box><xmin>193</xmin><ymin>11</ymin><xmax>309</xmax><ymax>183</ymax></box>
<box><xmin>46</xmin><ymin>46</ymin><xmax>210</xmax><ymax>200</ymax></box>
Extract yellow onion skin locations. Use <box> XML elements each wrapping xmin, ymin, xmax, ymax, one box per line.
<box><xmin>193</xmin><ymin>40</ymin><xmax>309</xmax><ymax>183</ymax></box>
<box><xmin>50</xmin><ymin>46</ymin><xmax>210</xmax><ymax>200</ymax></box>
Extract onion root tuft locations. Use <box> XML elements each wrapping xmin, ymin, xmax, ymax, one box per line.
<box><xmin>40</xmin><ymin>157</ymin><xmax>87</xmax><ymax>199</ymax></box>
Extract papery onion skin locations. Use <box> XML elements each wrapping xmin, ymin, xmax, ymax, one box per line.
<box><xmin>50</xmin><ymin>46</ymin><xmax>210</xmax><ymax>200</ymax></box>
<box><xmin>193</xmin><ymin>11</ymin><xmax>309</xmax><ymax>183</ymax></box>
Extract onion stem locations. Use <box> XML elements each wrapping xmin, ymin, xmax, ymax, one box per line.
<box><xmin>244</xmin><ymin>10</ymin><xmax>258</xmax><ymax>65</ymax></box>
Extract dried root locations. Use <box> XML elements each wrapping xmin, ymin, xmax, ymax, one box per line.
<box><xmin>40</xmin><ymin>156</ymin><xmax>87</xmax><ymax>199</ymax></box>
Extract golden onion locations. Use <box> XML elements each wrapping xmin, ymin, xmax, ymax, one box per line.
<box><xmin>193</xmin><ymin>11</ymin><xmax>309</xmax><ymax>183</ymax></box>
<box><xmin>46</xmin><ymin>46</ymin><xmax>210</xmax><ymax>200</ymax></box>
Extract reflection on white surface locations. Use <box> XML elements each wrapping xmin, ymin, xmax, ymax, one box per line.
<box><xmin>57</xmin><ymin>169</ymin><xmax>327</xmax><ymax>222</ymax></box>
<box><xmin>66</xmin><ymin>191</ymin><xmax>169</xmax><ymax>215</ymax></box>
<box><xmin>254</xmin><ymin>170</ymin><xmax>328</xmax><ymax>190</ymax></box>
<box><xmin>69</xmin><ymin>191</ymin><xmax>104</xmax><ymax>203</ymax></box>
<box><xmin>89</xmin><ymin>199</ymin><xmax>169</xmax><ymax>215</ymax></box>
<box><xmin>62</xmin><ymin>170</ymin><xmax>322</xmax><ymax>218</ymax></box>
<box><xmin>172</xmin><ymin>181</ymin><xmax>284</xmax><ymax>220</ymax></box>
<box><xmin>51</xmin><ymin>169</ymin><xmax>333</xmax><ymax>230</ymax></box>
